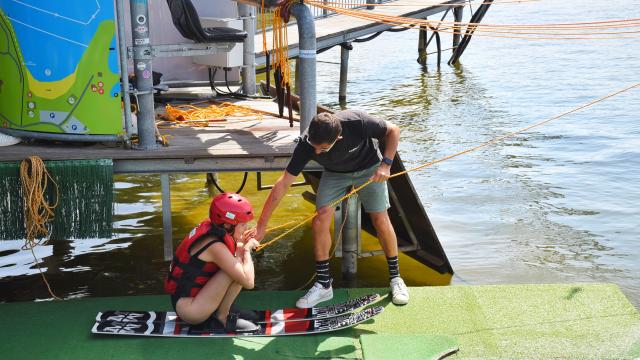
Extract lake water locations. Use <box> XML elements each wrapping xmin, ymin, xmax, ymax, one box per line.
<box><xmin>1</xmin><ymin>0</ymin><xmax>639</xmax><ymax>308</ymax></box>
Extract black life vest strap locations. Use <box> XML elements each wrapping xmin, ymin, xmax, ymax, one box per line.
<box><xmin>192</xmin><ymin>239</ymin><xmax>221</xmax><ymax>258</ymax></box>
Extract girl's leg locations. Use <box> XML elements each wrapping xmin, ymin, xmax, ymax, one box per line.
<box><xmin>214</xmin><ymin>282</ymin><xmax>243</xmax><ymax>324</ymax></box>
<box><xmin>175</xmin><ymin>270</ymin><xmax>235</xmax><ymax>324</ymax></box>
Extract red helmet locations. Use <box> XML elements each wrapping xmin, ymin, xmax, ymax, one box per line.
<box><xmin>209</xmin><ymin>193</ymin><xmax>254</xmax><ymax>225</ymax></box>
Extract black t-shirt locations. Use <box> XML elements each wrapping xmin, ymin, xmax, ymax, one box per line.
<box><xmin>286</xmin><ymin>110</ymin><xmax>387</xmax><ymax>176</ymax></box>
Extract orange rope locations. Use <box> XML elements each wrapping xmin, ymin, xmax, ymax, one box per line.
<box><xmin>306</xmin><ymin>1</ymin><xmax>640</xmax><ymax>40</ymax></box>
<box><xmin>161</xmin><ymin>102</ymin><xmax>264</xmax><ymax>126</ymax></box>
<box><xmin>20</xmin><ymin>156</ymin><xmax>62</xmax><ymax>300</ymax></box>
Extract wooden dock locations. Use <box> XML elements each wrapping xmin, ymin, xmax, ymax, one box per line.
<box><xmin>254</xmin><ymin>0</ymin><xmax>465</xmax><ymax>65</ymax></box>
<box><xmin>0</xmin><ymin>98</ymin><xmax>316</xmax><ymax>174</ymax></box>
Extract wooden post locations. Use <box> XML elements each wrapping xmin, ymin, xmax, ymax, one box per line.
<box><xmin>339</xmin><ymin>42</ymin><xmax>351</xmax><ymax>105</ymax></box>
<box><xmin>453</xmin><ymin>5</ymin><xmax>463</xmax><ymax>50</ymax></box>
<box><xmin>417</xmin><ymin>24</ymin><xmax>428</xmax><ymax>66</ymax></box>
<box><xmin>161</xmin><ymin>173</ymin><xmax>173</xmax><ymax>261</ymax></box>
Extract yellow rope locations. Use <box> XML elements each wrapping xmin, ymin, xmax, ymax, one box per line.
<box><xmin>256</xmin><ymin>83</ymin><xmax>640</xmax><ymax>252</ymax></box>
<box><xmin>19</xmin><ymin>156</ymin><xmax>62</xmax><ymax>300</ymax></box>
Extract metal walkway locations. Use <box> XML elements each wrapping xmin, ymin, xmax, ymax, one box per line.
<box><xmin>254</xmin><ymin>0</ymin><xmax>465</xmax><ymax>65</ymax></box>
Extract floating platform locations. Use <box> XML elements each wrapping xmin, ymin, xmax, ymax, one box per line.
<box><xmin>0</xmin><ymin>284</ymin><xmax>638</xmax><ymax>359</ymax></box>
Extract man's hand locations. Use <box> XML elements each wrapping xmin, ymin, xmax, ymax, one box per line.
<box><xmin>370</xmin><ymin>163</ymin><xmax>391</xmax><ymax>183</ymax></box>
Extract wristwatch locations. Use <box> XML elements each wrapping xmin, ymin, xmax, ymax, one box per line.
<box><xmin>381</xmin><ymin>156</ymin><xmax>393</xmax><ymax>166</ymax></box>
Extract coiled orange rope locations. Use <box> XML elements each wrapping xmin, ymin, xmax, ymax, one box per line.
<box><xmin>20</xmin><ymin>156</ymin><xmax>61</xmax><ymax>300</ymax></box>
<box><xmin>161</xmin><ymin>102</ymin><xmax>264</xmax><ymax>126</ymax></box>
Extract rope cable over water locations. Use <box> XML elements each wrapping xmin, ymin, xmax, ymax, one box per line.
<box><xmin>304</xmin><ymin>0</ymin><xmax>640</xmax><ymax>40</ymax></box>
<box><xmin>255</xmin><ymin>83</ymin><xmax>640</xmax><ymax>253</ymax></box>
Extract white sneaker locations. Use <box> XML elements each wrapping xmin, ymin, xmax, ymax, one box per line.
<box><xmin>390</xmin><ymin>277</ymin><xmax>409</xmax><ymax>305</ymax></box>
<box><xmin>296</xmin><ymin>282</ymin><xmax>333</xmax><ymax>308</ymax></box>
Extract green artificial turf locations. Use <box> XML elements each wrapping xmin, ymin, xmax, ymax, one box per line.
<box><xmin>360</xmin><ymin>334</ymin><xmax>459</xmax><ymax>360</ymax></box>
<box><xmin>0</xmin><ymin>284</ymin><xmax>638</xmax><ymax>360</ymax></box>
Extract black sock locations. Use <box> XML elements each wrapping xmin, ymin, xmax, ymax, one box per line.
<box><xmin>315</xmin><ymin>260</ymin><xmax>332</xmax><ymax>289</ymax></box>
<box><xmin>387</xmin><ymin>256</ymin><xmax>399</xmax><ymax>281</ymax></box>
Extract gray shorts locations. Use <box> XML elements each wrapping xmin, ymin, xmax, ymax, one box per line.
<box><xmin>316</xmin><ymin>165</ymin><xmax>390</xmax><ymax>213</ymax></box>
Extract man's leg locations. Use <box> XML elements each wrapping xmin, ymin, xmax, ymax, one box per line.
<box><xmin>297</xmin><ymin>172</ymin><xmax>349</xmax><ymax>308</ymax></box>
<box><xmin>295</xmin><ymin>205</ymin><xmax>336</xmax><ymax>308</ymax></box>
<box><xmin>369</xmin><ymin>210</ymin><xmax>409</xmax><ymax>305</ymax></box>
<box><xmin>312</xmin><ymin>205</ymin><xmax>336</xmax><ymax>261</ymax></box>
<box><xmin>369</xmin><ymin>210</ymin><xmax>398</xmax><ymax>258</ymax></box>
<box><xmin>312</xmin><ymin>205</ymin><xmax>336</xmax><ymax>289</ymax></box>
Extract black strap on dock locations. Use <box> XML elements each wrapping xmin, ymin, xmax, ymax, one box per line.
<box><xmin>286</xmin><ymin>84</ymin><xmax>294</xmax><ymax>127</ymax></box>
<box><xmin>265</xmin><ymin>51</ymin><xmax>271</xmax><ymax>95</ymax></box>
<box><xmin>274</xmin><ymin>67</ymin><xmax>285</xmax><ymax>117</ymax></box>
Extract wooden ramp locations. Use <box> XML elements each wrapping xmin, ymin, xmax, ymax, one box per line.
<box><xmin>255</xmin><ymin>0</ymin><xmax>465</xmax><ymax>65</ymax></box>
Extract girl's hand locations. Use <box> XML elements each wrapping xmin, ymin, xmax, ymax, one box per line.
<box><xmin>244</xmin><ymin>238</ymin><xmax>260</xmax><ymax>252</ymax></box>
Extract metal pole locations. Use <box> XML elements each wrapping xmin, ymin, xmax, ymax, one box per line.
<box><xmin>340</xmin><ymin>193</ymin><xmax>360</xmax><ymax>280</ymax></box>
<box><xmin>453</xmin><ymin>5</ymin><xmax>463</xmax><ymax>49</ymax></box>
<box><xmin>115</xmin><ymin>0</ymin><xmax>132</xmax><ymax>141</ymax></box>
<box><xmin>161</xmin><ymin>173</ymin><xmax>173</xmax><ymax>261</ymax></box>
<box><xmin>290</xmin><ymin>3</ymin><xmax>316</xmax><ymax>133</ymax></box>
<box><xmin>238</xmin><ymin>3</ymin><xmax>256</xmax><ymax>95</ymax></box>
<box><xmin>339</xmin><ymin>42</ymin><xmax>351</xmax><ymax>105</ymax></box>
<box><xmin>129</xmin><ymin>0</ymin><xmax>158</xmax><ymax>149</ymax></box>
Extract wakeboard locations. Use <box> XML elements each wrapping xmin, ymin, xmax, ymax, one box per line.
<box><xmin>92</xmin><ymin>305</ymin><xmax>383</xmax><ymax>337</ymax></box>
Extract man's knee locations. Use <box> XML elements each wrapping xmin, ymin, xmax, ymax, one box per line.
<box><xmin>313</xmin><ymin>206</ymin><xmax>333</xmax><ymax>228</ymax></box>
<box><xmin>370</xmin><ymin>211</ymin><xmax>391</xmax><ymax>230</ymax></box>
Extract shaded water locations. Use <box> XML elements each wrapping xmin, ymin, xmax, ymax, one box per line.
<box><xmin>2</xmin><ymin>0</ymin><xmax>639</xmax><ymax>307</ymax></box>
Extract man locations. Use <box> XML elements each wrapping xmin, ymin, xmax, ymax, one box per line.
<box><xmin>249</xmin><ymin>110</ymin><xmax>409</xmax><ymax>308</ymax></box>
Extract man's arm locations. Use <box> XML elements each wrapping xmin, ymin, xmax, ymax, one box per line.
<box><xmin>251</xmin><ymin>171</ymin><xmax>298</xmax><ymax>241</ymax></box>
<box><xmin>371</xmin><ymin>120</ymin><xmax>401</xmax><ymax>183</ymax></box>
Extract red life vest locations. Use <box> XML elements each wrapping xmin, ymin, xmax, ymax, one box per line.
<box><xmin>164</xmin><ymin>218</ymin><xmax>236</xmax><ymax>298</ymax></box>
